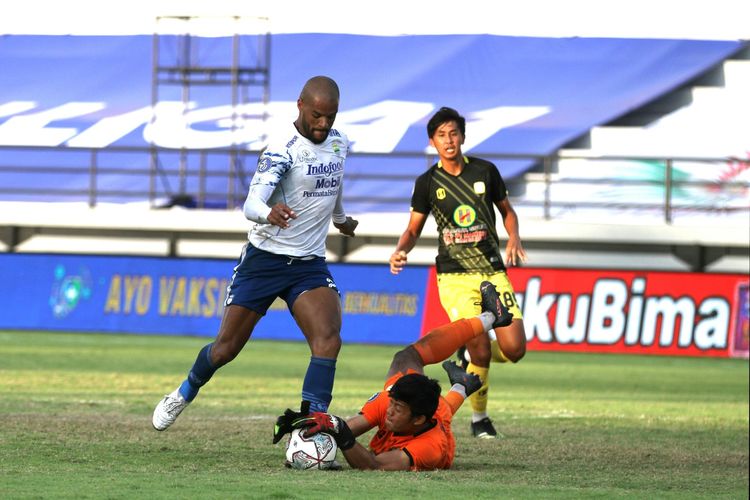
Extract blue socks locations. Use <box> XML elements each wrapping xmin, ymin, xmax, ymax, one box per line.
<box><xmin>176</xmin><ymin>347</ymin><xmax>336</xmax><ymax>412</ymax></box>
<box><xmin>178</xmin><ymin>343</ymin><xmax>216</xmax><ymax>402</ymax></box>
<box><xmin>301</xmin><ymin>356</ymin><xmax>337</xmax><ymax>412</ymax></box>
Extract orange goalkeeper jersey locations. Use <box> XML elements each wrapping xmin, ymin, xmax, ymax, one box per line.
<box><xmin>359</xmin><ymin>371</ymin><xmax>456</xmax><ymax>471</ymax></box>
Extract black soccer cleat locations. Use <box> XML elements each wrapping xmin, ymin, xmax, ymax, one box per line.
<box><xmin>471</xmin><ymin>417</ymin><xmax>499</xmax><ymax>439</ymax></box>
<box><xmin>442</xmin><ymin>360</ymin><xmax>482</xmax><ymax>397</ymax></box>
<box><xmin>480</xmin><ymin>281</ymin><xmax>513</xmax><ymax>328</ymax></box>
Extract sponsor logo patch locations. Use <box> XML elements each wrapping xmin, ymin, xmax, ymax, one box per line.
<box><xmin>257</xmin><ymin>157</ymin><xmax>271</xmax><ymax>173</ymax></box>
<box><xmin>315</xmin><ymin>176</ymin><xmax>341</xmax><ymax>189</ymax></box>
<box><xmin>306</xmin><ymin>161</ymin><xmax>344</xmax><ymax>176</ymax></box>
<box><xmin>299</xmin><ymin>148</ymin><xmax>315</xmax><ymax>162</ymax></box>
<box><xmin>366</xmin><ymin>392</ymin><xmax>380</xmax><ymax>403</ymax></box>
<box><xmin>442</xmin><ymin>226</ymin><xmax>488</xmax><ymax>245</ymax></box>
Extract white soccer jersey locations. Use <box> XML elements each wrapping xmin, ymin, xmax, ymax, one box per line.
<box><xmin>244</xmin><ymin>123</ymin><xmax>349</xmax><ymax>257</ymax></box>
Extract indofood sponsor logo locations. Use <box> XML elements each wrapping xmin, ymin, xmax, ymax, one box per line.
<box><xmin>453</xmin><ymin>205</ymin><xmax>476</xmax><ymax>227</ymax></box>
<box><xmin>49</xmin><ymin>264</ymin><xmax>92</xmax><ymax>318</ymax></box>
<box><xmin>306</xmin><ymin>161</ymin><xmax>343</xmax><ymax>177</ymax></box>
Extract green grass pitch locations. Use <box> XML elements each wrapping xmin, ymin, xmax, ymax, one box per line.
<box><xmin>0</xmin><ymin>330</ymin><xmax>747</xmax><ymax>499</ymax></box>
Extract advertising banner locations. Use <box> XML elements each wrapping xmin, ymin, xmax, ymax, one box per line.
<box><xmin>422</xmin><ymin>267</ymin><xmax>749</xmax><ymax>358</ymax></box>
<box><xmin>2</xmin><ymin>254</ymin><xmax>747</xmax><ymax>357</ymax></box>
<box><xmin>0</xmin><ymin>254</ymin><xmax>427</xmax><ymax>345</ymax></box>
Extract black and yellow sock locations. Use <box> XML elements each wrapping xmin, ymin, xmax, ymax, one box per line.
<box><xmin>466</xmin><ymin>363</ymin><xmax>489</xmax><ymax>414</ymax></box>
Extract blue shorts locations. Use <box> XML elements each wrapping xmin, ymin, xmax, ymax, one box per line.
<box><xmin>224</xmin><ymin>243</ymin><xmax>339</xmax><ymax>315</ymax></box>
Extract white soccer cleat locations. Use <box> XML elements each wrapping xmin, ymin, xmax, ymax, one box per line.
<box><xmin>152</xmin><ymin>389</ymin><xmax>190</xmax><ymax>431</ymax></box>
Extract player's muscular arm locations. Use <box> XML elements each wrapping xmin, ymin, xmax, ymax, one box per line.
<box><xmin>341</xmin><ymin>443</ymin><xmax>412</xmax><ymax>471</ymax></box>
<box><xmin>346</xmin><ymin>414</ymin><xmax>374</xmax><ymax>437</ymax></box>
<box><xmin>390</xmin><ymin>212</ymin><xmax>427</xmax><ymax>274</ymax></box>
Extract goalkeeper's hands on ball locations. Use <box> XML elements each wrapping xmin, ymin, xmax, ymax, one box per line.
<box><xmin>293</xmin><ymin>412</ymin><xmax>356</xmax><ymax>450</ymax></box>
<box><xmin>272</xmin><ymin>400</ymin><xmax>311</xmax><ymax>444</ymax></box>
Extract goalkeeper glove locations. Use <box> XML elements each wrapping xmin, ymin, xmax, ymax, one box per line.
<box><xmin>442</xmin><ymin>360</ymin><xmax>482</xmax><ymax>397</ymax></box>
<box><xmin>293</xmin><ymin>412</ymin><xmax>356</xmax><ymax>451</ymax></box>
<box><xmin>272</xmin><ymin>400</ymin><xmax>310</xmax><ymax>444</ymax></box>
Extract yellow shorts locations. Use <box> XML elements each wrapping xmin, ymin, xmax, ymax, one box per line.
<box><xmin>436</xmin><ymin>271</ymin><xmax>523</xmax><ymax>323</ymax></box>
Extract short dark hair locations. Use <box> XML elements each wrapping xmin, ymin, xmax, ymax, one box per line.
<box><xmin>389</xmin><ymin>373</ymin><xmax>441</xmax><ymax>419</ymax></box>
<box><xmin>427</xmin><ymin>106</ymin><xmax>466</xmax><ymax>138</ymax></box>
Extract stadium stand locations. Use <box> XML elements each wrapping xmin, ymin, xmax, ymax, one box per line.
<box><xmin>520</xmin><ymin>45</ymin><xmax>750</xmax><ymax>272</ymax></box>
<box><xmin>0</xmin><ymin>34</ymin><xmax>747</xmax><ymax>272</ymax></box>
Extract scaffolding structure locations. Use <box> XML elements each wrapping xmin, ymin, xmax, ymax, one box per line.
<box><xmin>150</xmin><ymin>15</ymin><xmax>271</xmax><ymax>207</ymax></box>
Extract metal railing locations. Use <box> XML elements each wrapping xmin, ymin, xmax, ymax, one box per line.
<box><xmin>0</xmin><ymin>145</ymin><xmax>748</xmax><ymax>224</ymax></box>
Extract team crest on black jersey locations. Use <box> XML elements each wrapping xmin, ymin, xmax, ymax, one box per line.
<box><xmin>436</xmin><ymin>187</ymin><xmax>446</xmax><ymax>200</ymax></box>
<box><xmin>473</xmin><ymin>181</ymin><xmax>486</xmax><ymax>194</ymax></box>
<box><xmin>453</xmin><ymin>205</ymin><xmax>477</xmax><ymax>227</ymax></box>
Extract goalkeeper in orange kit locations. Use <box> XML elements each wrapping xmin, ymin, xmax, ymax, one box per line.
<box><xmin>273</xmin><ymin>281</ymin><xmax>512</xmax><ymax>471</ymax></box>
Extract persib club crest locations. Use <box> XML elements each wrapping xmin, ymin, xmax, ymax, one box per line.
<box><xmin>257</xmin><ymin>157</ymin><xmax>271</xmax><ymax>173</ymax></box>
<box><xmin>453</xmin><ymin>205</ymin><xmax>476</xmax><ymax>227</ymax></box>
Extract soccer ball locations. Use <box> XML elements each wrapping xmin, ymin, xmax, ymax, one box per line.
<box><xmin>285</xmin><ymin>428</ymin><xmax>338</xmax><ymax>470</ymax></box>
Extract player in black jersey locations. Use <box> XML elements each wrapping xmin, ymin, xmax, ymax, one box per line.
<box><xmin>389</xmin><ymin>106</ymin><xmax>527</xmax><ymax>439</ymax></box>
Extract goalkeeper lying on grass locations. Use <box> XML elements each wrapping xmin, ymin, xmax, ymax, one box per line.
<box><xmin>273</xmin><ymin>281</ymin><xmax>512</xmax><ymax>471</ymax></box>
